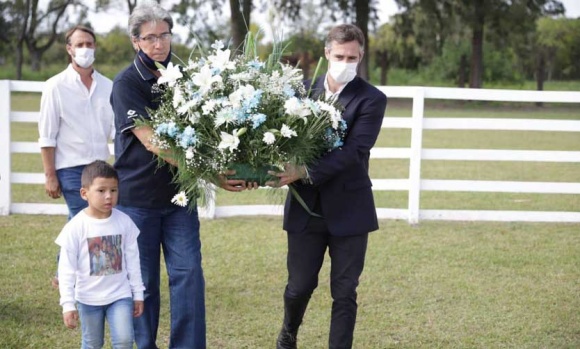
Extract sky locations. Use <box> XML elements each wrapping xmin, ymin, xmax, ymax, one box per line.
<box><xmin>82</xmin><ymin>0</ymin><xmax>580</xmax><ymax>36</ymax></box>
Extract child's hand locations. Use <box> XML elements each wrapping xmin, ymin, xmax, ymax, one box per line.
<box><xmin>63</xmin><ymin>311</ymin><xmax>78</xmax><ymax>329</ymax></box>
<box><xmin>133</xmin><ymin>301</ymin><xmax>144</xmax><ymax>317</ymax></box>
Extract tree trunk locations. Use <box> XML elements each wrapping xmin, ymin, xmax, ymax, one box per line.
<box><xmin>536</xmin><ymin>51</ymin><xmax>545</xmax><ymax>107</ymax></box>
<box><xmin>355</xmin><ymin>0</ymin><xmax>369</xmax><ymax>80</ymax></box>
<box><xmin>469</xmin><ymin>0</ymin><xmax>485</xmax><ymax>89</ymax></box>
<box><xmin>377</xmin><ymin>50</ymin><xmax>388</xmax><ymax>85</ymax></box>
<box><xmin>457</xmin><ymin>54</ymin><xmax>467</xmax><ymax>87</ymax></box>
<box><xmin>16</xmin><ymin>42</ymin><xmax>24</xmax><ymax>80</ymax></box>
<box><xmin>15</xmin><ymin>0</ymin><xmax>31</xmax><ymax>81</ymax></box>
<box><xmin>126</xmin><ymin>0</ymin><xmax>137</xmax><ymax>13</ymax></box>
<box><xmin>229</xmin><ymin>0</ymin><xmax>251</xmax><ymax>54</ymax></box>
<box><xmin>30</xmin><ymin>49</ymin><xmax>41</xmax><ymax>71</ymax></box>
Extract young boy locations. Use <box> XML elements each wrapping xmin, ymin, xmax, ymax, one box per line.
<box><xmin>56</xmin><ymin>160</ymin><xmax>145</xmax><ymax>349</ymax></box>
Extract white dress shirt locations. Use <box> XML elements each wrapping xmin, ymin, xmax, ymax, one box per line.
<box><xmin>38</xmin><ymin>64</ymin><xmax>114</xmax><ymax>170</ymax></box>
<box><xmin>324</xmin><ymin>73</ymin><xmax>349</xmax><ymax>100</ymax></box>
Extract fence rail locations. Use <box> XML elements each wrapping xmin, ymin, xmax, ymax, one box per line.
<box><xmin>2</xmin><ymin>80</ymin><xmax>579</xmax><ymax>223</ymax></box>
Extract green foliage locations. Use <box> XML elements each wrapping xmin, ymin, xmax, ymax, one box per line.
<box><xmin>389</xmin><ymin>0</ymin><xmax>576</xmax><ymax>85</ymax></box>
<box><xmin>98</xmin><ymin>26</ymin><xmax>135</xmax><ymax>65</ymax></box>
<box><xmin>482</xmin><ymin>44</ymin><xmax>524</xmax><ymax>83</ymax></box>
<box><xmin>537</xmin><ymin>17</ymin><xmax>580</xmax><ymax>79</ymax></box>
<box><xmin>422</xmin><ymin>40</ymin><xmax>471</xmax><ymax>82</ymax></box>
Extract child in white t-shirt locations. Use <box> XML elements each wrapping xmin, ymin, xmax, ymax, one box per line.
<box><xmin>56</xmin><ymin>160</ymin><xmax>145</xmax><ymax>349</ymax></box>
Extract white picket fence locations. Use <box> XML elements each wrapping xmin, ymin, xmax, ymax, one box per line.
<box><xmin>2</xmin><ymin>80</ymin><xmax>580</xmax><ymax>224</ymax></box>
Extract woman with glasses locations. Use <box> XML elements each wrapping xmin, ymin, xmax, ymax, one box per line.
<box><xmin>110</xmin><ymin>2</ymin><xmax>249</xmax><ymax>348</ymax></box>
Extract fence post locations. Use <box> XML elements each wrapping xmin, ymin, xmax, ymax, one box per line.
<box><xmin>0</xmin><ymin>80</ymin><xmax>11</xmax><ymax>215</ymax></box>
<box><xmin>407</xmin><ymin>87</ymin><xmax>425</xmax><ymax>225</ymax></box>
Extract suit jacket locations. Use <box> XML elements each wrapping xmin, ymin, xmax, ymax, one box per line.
<box><xmin>283</xmin><ymin>76</ymin><xmax>388</xmax><ymax>236</ymax></box>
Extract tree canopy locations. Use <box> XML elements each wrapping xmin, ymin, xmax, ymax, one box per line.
<box><xmin>2</xmin><ymin>0</ymin><xmax>579</xmax><ymax>87</ymax></box>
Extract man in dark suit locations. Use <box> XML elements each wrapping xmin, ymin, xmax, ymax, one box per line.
<box><xmin>269</xmin><ymin>24</ymin><xmax>388</xmax><ymax>349</ymax></box>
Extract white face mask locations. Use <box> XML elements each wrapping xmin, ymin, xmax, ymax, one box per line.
<box><xmin>328</xmin><ymin>61</ymin><xmax>358</xmax><ymax>85</ymax></box>
<box><xmin>73</xmin><ymin>47</ymin><xmax>95</xmax><ymax>68</ymax></box>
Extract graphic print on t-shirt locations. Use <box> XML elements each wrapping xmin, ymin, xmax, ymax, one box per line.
<box><xmin>87</xmin><ymin>235</ymin><xmax>123</xmax><ymax>276</ymax></box>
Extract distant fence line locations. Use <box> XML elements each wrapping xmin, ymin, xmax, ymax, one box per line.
<box><xmin>2</xmin><ymin>80</ymin><xmax>580</xmax><ymax>224</ymax></box>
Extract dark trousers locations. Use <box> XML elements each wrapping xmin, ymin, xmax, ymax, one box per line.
<box><xmin>284</xmin><ymin>216</ymin><xmax>369</xmax><ymax>349</ymax></box>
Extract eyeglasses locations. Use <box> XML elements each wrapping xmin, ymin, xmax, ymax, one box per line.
<box><xmin>138</xmin><ymin>33</ymin><xmax>172</xmax><ymax>44</ymax></box>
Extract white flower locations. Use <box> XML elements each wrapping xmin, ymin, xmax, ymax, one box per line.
<box><xmin>230</xmin><ymin>72</ymin><xmax>253</xmax><ymax>82</ymax></box>
<box><xmin>284</xmin><ymin>97</ymin><xmax>310</xmax><ymax>119</ymax></box>
<box><xmin>192</xmin><ymin>64</ymin><xmax>222</xmax><ymax>95</ymax></box>
<box><xmin>158</xmin><ymin>62</ymin><xmax>183</xmax><ymax>87</ymax></box>
<box><xmin>215</xmin><ymin>107</ymin><xmax>236</xmax><ymax>127</ymax></box>
<box><xmin>218</xmin><ymin>129</ymin><xmax>241</xmax><ymax>151</ymax></box>
<box><xmin>229</xmin><ymin>84</ymin><xmax>256</xmax><ymax>109</ymax></box>
<box><xmin>211</xmin><ymin>40</ymin><xmax>225</xmax><ymax>50</ymax></box>
<box><xmin>171</xmin><ymin>191</ymin><xmax>189</xmax><ymax>207</ymax></box>
<box><xmin>318</xmin><ymin>101</ymin><xmax>342</xmax><ymax>129</ymax></box>
<box><xmin>185</xmin><ymin>147</ymin><xmax>195</xmax><ymax>159</ymax></box>
<box><xmin>263</xmin><ymin>132</ymin><xmax>276</xmax><ymax>145</ymax></box>
<box><xmin>280</xmin><ymin>124</ymin><xmax>297</xmax><ymax>138</ymax></box>
<box><xmin>209</xmin><ymin>47</ymin><xmax>236</xmax><ymax>71</ymax></box>
<box><xmin>202</xmin><ymin>100</ymin><xmax>218</xmax><ymax>115</ymax></box>
<box><xmin>177</xmin><ymin>98</ymin><xmax>201</xmax><ymax>115</ymax></box>
<box><xmin>280</xmin><ymin>64</ymin><xmax>303</xmax><ymax>84</ymax></box>
<box><xmin>188</xmin><ymin>111</ymin><xmax>201</xmax><ymax>124</ymax></box>
<box><xmin>173</xmin><ymin>86</ymin><xmax>185</xmax><ymax>108</ymax></box>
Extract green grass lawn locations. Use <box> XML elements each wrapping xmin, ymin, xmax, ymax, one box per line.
<box><xmin>2</xmin><ymin>90</ymin><xmax>580</xmax><ymax>348</ymax></box>
<box><xmin>0</xmin><ymin>216</ymin><xmax>579</xmax><ymax>348</ymax></box>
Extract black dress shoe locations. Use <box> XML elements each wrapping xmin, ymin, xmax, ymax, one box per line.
<box><xmin>276</xmin><ymin>327</ymin><xmax>297</xmax><ymax>349</ymax></box>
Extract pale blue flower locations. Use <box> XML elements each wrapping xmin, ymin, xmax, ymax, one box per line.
<box><xmin>156</xmin><ymin>122</ymin><xmax>179</xmax><ymax>138</ymax></box>
<box><xmin>283</xmin><ymin>85</ymin><xmax>295</xmax><ymax>97</ymax></box>
<box><xmin>177</xmin><ymin>126</ymin><xmax>198</xmax><ymax>148</ymax></box>
<box><xmin>167</xmin><ymin>122</ymin><xmax>179</xmax><ymax>137</ymax></box>
<box><xmin>251</xmin><ymin>113</ymin><xmax>266</xmax><ymax>128</ymax></box>
<box><xmin>247</xmin><ymin>60</ymin><xmax>264</xmax><ymax>70</ymax></box>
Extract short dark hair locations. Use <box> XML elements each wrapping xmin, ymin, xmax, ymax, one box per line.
<box><xmin>65</xmin><ymin>25</ymin><xmax>96</xmax><ymax>45</ymax></box>
<box><xmin>81</xmin><ymin>160</ymin><xmax>118</xmax><ymax>188</ymax></box>
<box><xmin>325</xmin><ymin>24</ymin><xmax>365</xmax><ymax>54</ymax></box>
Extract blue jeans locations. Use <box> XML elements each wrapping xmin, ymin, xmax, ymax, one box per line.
<box><xmin>55</xmin><ymin>165</ymin><xmax>90</xmax><ymax>277</ymax></box>
<box><xmin>77</xmin><ymin>297</ymin><xmax>134</xmax><ymax>349</ymax></box>
<box><xmin>56</xmin><ymin>165</ymin><xmax>88</xmax><ymax>220</ymax></box>
<box><xmin>116</xmin><ymin>205</ymin><xmax>206</xmax><ymax>349</ymax></box>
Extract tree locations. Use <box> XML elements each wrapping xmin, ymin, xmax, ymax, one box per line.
<box><xmin>370</xmin><ymin>23</ymin><xmax>394</xmax><ymax>85</ymax></box>
<box><xmin>26</xmin><ymin>0</ymin><xmax>81</xmax><ymax>71</ymax></box>
<box><xmin>95</xmin><ymin>0</ymin><xmax>159</xmax><ymax>15</ymax></box>
<box><xmin>536</xmin><ymin>17</ymin><xmax>580</xmax><ymax>81</ymax></box>
<box><xmin>394</xmin><ymin>0</ymin><xmax>564</xmax><ymax>88</ymax></box>
<box><xmin>0</xmin><ymin>2</ymin><xmax>18</xmax><ymax>64</ymax></box>
<box><xmin>229</xmin><ymin>0</ymin><xmax>252</xmax><ymax>53</ymax></box>
<box><xmin>172</xmin><ymin>0</ymin><xmax>252</xmax><ymax>51</ymax></box>
<box><xmin>272</xmin><ymin>0</ymin><xmax>381</xmax><ymax>80</ymax></box>
<box><xmin>10</xmin><ymin>0</ymin><xmax>81</xmax><ymax>79</ymax></box>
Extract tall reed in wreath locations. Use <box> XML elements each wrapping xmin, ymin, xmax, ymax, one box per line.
<box><xmin>138</xmin><ymin>34</ymin><xmax>347</xmax><ymax>207</ymax></box>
